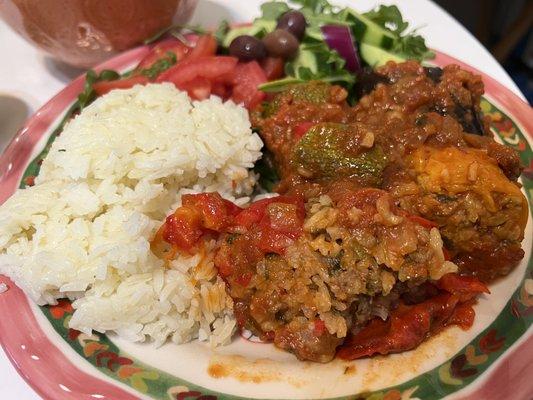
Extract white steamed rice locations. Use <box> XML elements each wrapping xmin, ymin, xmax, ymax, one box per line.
<box><xmin>0</xmin><ymin>83</ymin><xmax>263</xmax><ymax>346</ymax></box>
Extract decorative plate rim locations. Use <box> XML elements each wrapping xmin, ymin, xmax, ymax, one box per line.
<box><xmin>0</xmin><ymin>47</ymin><xmax>531</xmax><ymax>400</ymax></box>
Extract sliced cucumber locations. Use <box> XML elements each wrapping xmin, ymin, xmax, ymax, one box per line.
<box><xmin>359</xmin><ymin>43</ymin><xmax>406</xmax><ymax>67</ymax></box>
<box><xmin>284</xmin><ymin>46</ymin><xmax>319</xmax><ymax>79</ymax></box>
<box><xmin>222</xmin><ymin>19</ymin><xmax>275</xmax><ymax>47</ymax></box>
<box><xmin>342</xmin><ymin>8</ymin><xmax>396</xmax><ymax>50</ymax></box>
<box><xmin>305</xmin><ymin>25</ymin><xmax>324</xmax><ymax>41</ymax></box>
<box><xmin>259</xmin><ymin>77</ymin><xmax>304</xmax><ymax>92</ymax></box>
<box><xmin>292</xmin><ymin>47</ymin><xmax>318</xmax><ymax>74</ymax></box>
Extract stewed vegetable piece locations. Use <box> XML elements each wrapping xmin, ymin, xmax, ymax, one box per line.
<box><xmin>294</xmin><ymin>122</ymin><xmax>387</xmax><ymax>185</ymax></box>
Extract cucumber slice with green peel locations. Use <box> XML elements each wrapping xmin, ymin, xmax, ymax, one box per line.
<box><xmin>359</xmin><ymin>43</ymin><xmax>406</xmax><ymax>67</ymax></box>
<box><xmin>342</xmin><ymin>8</ymin><xmax>396</xmax><ymax>50</ymax></box>
<box><xmin>222</xmin><ymin>19</ymin><xmax>276</xmax><ymax>47</ymax></box>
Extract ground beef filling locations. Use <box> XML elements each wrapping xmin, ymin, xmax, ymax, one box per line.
<box><xmin>252</xmin><ymin>61</ymin><xmax>526</xmax><ymax>282</ymax></box>
<box><xmin>214</xmin><ymin>189</ymin><xmax>464</xmax><ymax>362</ymax></box>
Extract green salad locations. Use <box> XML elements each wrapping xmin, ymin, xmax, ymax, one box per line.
<box><xmin>217</xmin><ymin>0</ymin><xmax>434</xmax><ymax>92</ymax></box>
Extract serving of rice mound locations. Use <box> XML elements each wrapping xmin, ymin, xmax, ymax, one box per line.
<box><xmin>0</xmin><ymin>83</ymin><xmax>263</xmax><ymax>346</ymax></box>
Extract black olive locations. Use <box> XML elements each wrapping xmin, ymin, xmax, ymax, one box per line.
<box><xmin>262</xmin><ymin>29</ymin><xmax>299</xmax><ymax>59</ymax></box>
<box><xmin>276</xmin><ymin>10</ymin><xmax>307</xmax><ymax>40</ymax></box>
<box><xmin>229</xmin><ymin>35</ymin><xmax>267</xmax><ymax>61</ymax></box>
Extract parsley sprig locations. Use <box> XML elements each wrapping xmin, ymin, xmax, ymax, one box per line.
<box><xmin>77</xmin><ymin>69</ymin><xmax>120</xmax><ymax>110</ymax></box>
<box><xmin>364</xmin><ymin>5</ymin><xmax>434</xmax><ymax>60</ymax></box>
<box><xmin>139</xmin><ymin>52</ymin><xmax>177</xmax><ymax>80</ymax></box>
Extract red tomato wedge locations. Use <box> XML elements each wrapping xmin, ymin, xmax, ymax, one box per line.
<box><xmin>181</xmin><ymin>193</ymin><xmax>241</xmax><ymax>231</ymax></box>
<box><xmin>154</xmin><ymin>193</ymin><xmax>243</xmax><ymax>253</ymax></box>
<box><xmin>231</xmin><ymin>61</ymin><xmax>267</xmax><ymax>109</ymax></box>
<box><xmin>233</xmin><ymin>196</ymin><xmax>302</xmax><ymax>229</ymax></box>
<box><xmin>187</xmin><ymin>34</ymin><xmax>218</xmax><ymax>60</ymax></box>
<box><xmin>260</xmin><ymin>57</ymin><xmax>285</xmax><ymax>81</ymax></box>
<box><xmin>137</xmin><ymin>38</ymin><xmax>190</xmax><ymax>70</ymax></box>
<box><xmin>91</xmin><ymin>34</ymin><xmax>278</xmax><ymax>111</ymax></box>
<box><xmin>211</xmin><ymin>82</ymin><xmax>231</xmax><ymax>98</ymax></box>
<box><xmin>177</xmin><ymin>77</ymin><xmax>212</xmax><ymax>100</ymax></box>
<box><xmin>156</xmin><ymin>56</ymin><xmax>238</xmax><ymax>86</ymax></box>
<box><xmin>161</xmin><ymin>207</ymin><xmax>203</xmax><ymax>252</ymax></box>
<box><xmin>92</xmin><ymin>75</ymin><xmax>150</xmax><ymax>96</ymax></box>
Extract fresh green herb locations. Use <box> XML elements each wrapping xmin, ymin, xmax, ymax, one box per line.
<box><xmin>285</xmin><ymin>41</ymin><xmax>353</xmax><ymax>81</ymax></box>
<box><xmin>291</xmin><ymin>0</ymin><xmax>336</xmax><ymax>14</ymax></box>
<box><xmin>364</xmin><ymin>5</ymin><xmax>434</xmax><ymax>60</ymax></box>
<box><xmin>143</xmin><ymin>24</ymin><xmax>207</xmax><ymax>45</ymax></box>
<box><xmin>364</xmin><ymin>5</ymin><xmax>409</xmax><ymax>34</ymax></box>
<box><xmin>214</xmin><ymin>19</ymin><xmax>230</xmax><ymax>43</ymax></box>
<box><xmin>139</xmin><ymin>51</ymin><xmax>177</xmax><ymax>79</ymax></box>
<box><xmin>77</xmin><ymin>69</ymin><xmax>120</xmax><ymax>111</ymax></box>
<box><xmin>260</xmin><ymin>1</ymin><xmax>290</xmax><ymax>19</ymax></box>
<box><xmin>395</xmin><ymin>32</ymin><xmax>434</xmax><ymax>60</ymax></box>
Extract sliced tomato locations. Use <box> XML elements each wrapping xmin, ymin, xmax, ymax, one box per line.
<box><xmin>187</xmin><ymin>34</ymin><xmax>218</xmax><ymax>60</ymax></box>
<box><xmin>156</xmin><ymin>56</ymin><xmax>238</xmax><ymax>86</ymax></box>
<box><xmin>158</xmin><ymin>193</ymin><xmax>243</xmax><ymax>252</ymax></box>
<box><xmin>178</xmin><ymin>77</ymin><xmax>212</xmax><ymax>100</ymax></box>
<box><xmin>231</xmin><ymin>61</ymin><xmax>267</xmax><ymax>109</ymax></box>
<box><xmin>337</xmin><ymin>273</ymin><xmax>489</xmax><ymax>360</ymax></box>
<box><xmin>233</xmin><ymin>195</ymin><xmax>305</xmax><ymax>254</ymax></box>
<box><xmin>214</xmin><ymin>245</ymin><xmax>234</xmax><ymax>277</ymax></box>
<box><xmin>92</xmin><ymin>75</ymin><xmax>149</xmax><ymax>96</ymax></box>
<box><xmin>293</xmin><ymin>122</ymin><xmax>315</xmax><ymax>139</ymax></box>
<box><xmin>161</xmin><ymin>207</ymin><xmax>203</xmax><ymax>252</ymax></box>
<box><xmin>337</xmin><ymin>293</ymin><xmax>464</xmax><ymax>360</ymax></box>
<box><xmin>182</xmin><ymin>193</ymin><xmax>241</xmax><ymax>231</ymax></box>
<box><xmin>211</xmin><ymin>82</ymin><xmax>231</xmax><ymax>99</ymax></box>
<box><xmin>137</xmin><ymin>38</ymin><xmax>190</xmax><ymax>70</ymax></box>
<box><xmin>437</xmin><ymin>273</ymin><xmax>490</xmax><ymax>300</ymax></box>
<box><xmin>260</xmin><ymin>57</ymin><xmax>285</xmax><ymax>80</ymax></box>
<box><xmin>233</xmin><ymin>195</ymin><xmax>303</xmax><ymax>230</ymax></box>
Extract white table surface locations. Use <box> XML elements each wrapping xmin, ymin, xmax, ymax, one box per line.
<box><xmin>0</xmin><ymin>0</ymin><xmax>526</xmax><ymax>399</ymax></box>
